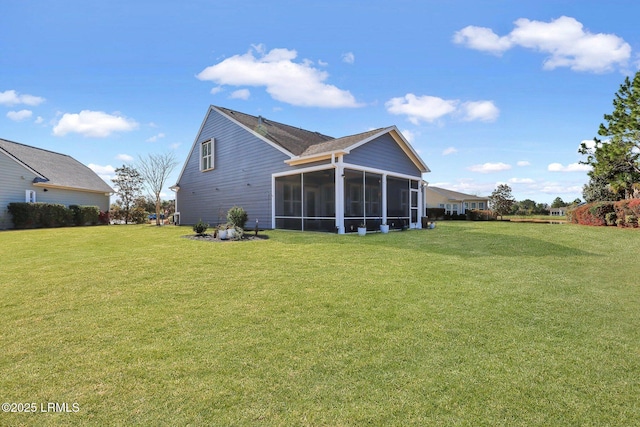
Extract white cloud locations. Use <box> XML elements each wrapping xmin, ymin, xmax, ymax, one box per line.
<box><xmin>116</xmin><ymin>154</ymin><xmax>134</xmax><ymax>162</ymax></box>
<box><xmin>442</xmin><ymin>147</ymin><xmax>458</xmax><ymax>155</ymax></box>
<box><xmin>548</xmin><ymin>162</ymin><xmax>591</xmax><ymax>172</ymax></box>
<box><xmin>385</xmin><ymin>94</ymin><xmax>457</xmax><ymax>124</ymax></box>
<box><xmin>0</xmin><ymin>90</ymin><xmax>45</xmax><ymax>106</ymax></box>
<box><xmin>88</xmin><ymin>163</ymin><xmax>116</xmax><ymax>182</ymax></box>
<box><xmin>453</xmin><ymin>26</ymin><xmax>512</xmax><ymax>55</ymax></box>
<box><xmin>342</xmin><ymin>52</ymin><xmax>355</xmax><ymax>64</ymax></box>
<box><xmin>196</xmin><ymin>45</ymin><xmax>361</xmax><ymax>108</ymax></box>
<box><xmin>230</xmin><ymin>88</ymin><xmax>251</xmax><ymax>100</ymax></box>
<box><xmin>385</xmin><ymin>93</ymin><xmax>499</xmax><ymax>125</ymax></box>
<box><xmin>7</xmin><ymin>109</ymin><xmax>33</xmax><ymax>121</ymax></box>
<box><xmin>509</xmin><ymin>177</ymin><xmax>535</xmax><ymax>184</ymax></box>
<box><xmin>146</xmin><ymin>133</ymin><xmax>166</xmax><ymax>143</ymax></box>
<box><xmin>460</xmin><ymin>100</ymin><xmax>499</xmax><ymax>122</ymax></box>
<box><xmin>454</xmin><ymin>16</ymin><xmax>631</xmax><ymax>73</ymax></box>
<box><xmin>35</xmin><ymin>116</ymin><xmax>44</xmax><ymax>124</ymax></box>
<box><xmin>400</xmin><ymin>129</ymin><xmax>416</xmax><ymax>143</ymax></box>
<box><xmin>468</xmin><ymin>162</ymin><xmax>512</xmax><ymax>173</ymax></box>
<box><xmin>517</xmin><ymin>160</ymin><xmax>531</xmax><ymax>167</ymax></box>
<box><xmin>53</xmin><ymin>110</ymin><xmax>139</xmax><ymax>138</ymax></box>
<box><xmin>210</xmin><ymin>86</ymin><xmax>223</xmax><ymax>95</ymax></box>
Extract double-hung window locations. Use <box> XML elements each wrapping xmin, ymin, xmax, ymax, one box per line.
<box><xmin>201</xmin><ymin>139</ymin><xmax>213</xmax><ymax>171</ymax></box>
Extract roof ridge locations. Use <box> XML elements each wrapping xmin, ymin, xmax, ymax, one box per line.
<box><xmin>0</xmin><ymin>137</ymin><xmax>73</xmax><ymax>158</ymax></box>
<box><xmin>213</xmin><ymin>105</ymin><xmax>334</xmax><ymax>140</ymax></box>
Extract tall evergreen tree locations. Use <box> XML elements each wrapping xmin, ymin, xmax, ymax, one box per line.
<box><xmin>579</xmin><ymin>71</ymin><xmax>640</xmax><ymax>199</ymax></box>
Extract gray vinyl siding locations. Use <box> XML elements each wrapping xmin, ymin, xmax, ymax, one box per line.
<box><xmin>35</xmin><ymin>188</ymin><xmax>109</xmax><ymax>211</ymax></box>
<box><xmin>176</xmin><ymin>109</ymin><xmax>291</xmax><ymax>227</ymax></box>
<box><xmin>0</xmin><ymin>154</ymin><xmax>37</xmax><ymax>228</ymax></box>
<box><xmin>344</xmin><ymin>133</ymin><xmax>422</xmax><ymax>177</ymax></box>
<box><xmin>0</xmin><ymin>153</ymin><xmax>109</xmax><ymax>229</ymax></box>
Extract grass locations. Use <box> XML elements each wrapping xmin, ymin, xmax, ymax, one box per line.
<box><xmin>1</xmin><ymin>222</ymin><xmax>638</xmax><ymax>426</ymax></box>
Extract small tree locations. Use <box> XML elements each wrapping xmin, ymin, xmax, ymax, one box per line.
<box><xmin>138</xmin><ymin>152</ymin><xmax>178</xmax><ymax>226</ymax></box>
<box><xmin>112</xmin><ymin>165</ymin><xmax>144</xmax><ymax>224</ymax></box>
<box><xmin>551</xmin><ymin>197</ymin><xmax>566</xmax><ymax>208</ymax></box>
<box><xmin>489</xmin><ymin>184</ymin><xmax>515</xmax><ymax>220</ymax></box>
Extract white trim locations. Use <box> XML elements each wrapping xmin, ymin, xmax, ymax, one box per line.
<box><xmin>273</xmin><ymin>163</ymin><xmax>337</xmax><ymax>178</ymax></box>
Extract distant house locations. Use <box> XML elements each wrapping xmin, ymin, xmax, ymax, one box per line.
<box><xmin>549</xmin><ymin>206</ymin><xmax>567</xmax><ymax>216</ymax></box>
<box><xmin>172</xmin><ymin>106</ymin><xmax>430</xmax><ymax>233</ymax></box>
<box><xmin>0</xmin><ymin>138</ymin><xmax>113</xmax><ymax>229</ymax></box>
<box><xmin>425</xmin><ymin>186</ymin><xmax>489</xmax><ymax>216</ymax></box>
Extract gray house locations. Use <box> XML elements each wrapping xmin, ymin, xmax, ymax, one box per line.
<box><xmin>172</xmin><ymin>106</ymin><xmax>430</xmax><ymax>233</ymax></box>
<box><xmin>0</xmin><ymin>138</ymin><xmax>113</xmax><ymax>229</ymax></box>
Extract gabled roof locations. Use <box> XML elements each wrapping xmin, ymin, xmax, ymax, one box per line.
<box><xmin>213</xmin><ymin>106</ymin><xmax>429</xmax><ymax>172</ymax></box>
<box><xmin>427</xmin><ymin>186</ymin><xmax>488</xmax><ymax>201</ymax></box>
<box><xmin>214</xmin><ymin>106</ymin><xmax>334</xmax><ymax>156</ymax></box>
<box><xmin>0</xmin><ymin>138</ymin><xmax>113</xmax><ymax>193</ymax></box>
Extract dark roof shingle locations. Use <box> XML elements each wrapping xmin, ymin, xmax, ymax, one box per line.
<box><xmin>0</xmin><ymin>138</ymin><xmax>114</xmax><ymax>193</ymax></box>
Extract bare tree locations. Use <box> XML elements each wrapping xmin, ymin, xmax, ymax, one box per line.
<box><xmin>137</xmin><ymin>152</ymin><xmax>178</xmax><ymax>226</ymax></box>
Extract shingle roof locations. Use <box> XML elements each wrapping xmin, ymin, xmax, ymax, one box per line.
<box><xmin>211</xmin><ymin>106</ymin><xmax>428</xmax><ymax>173</ymax></box>
<box><xmin>0</xmin><ymin>138</ymin><xmax>114</xmax><ymax>193</ymax></box>
<box><xmin>215</xmin><ymin>106</ymin><xmax>334</xmax><ymax>156</ymax></box>
<box><xmin>428</xmin><ymin>186</ymin><xmax>487</xmax><ymax>201</ymax></box>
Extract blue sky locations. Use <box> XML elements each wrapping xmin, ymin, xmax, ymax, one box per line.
<box><xmin>2</xmin><ymin>0</ymin><xmax>639</xmax><ymax>204</ymax></box>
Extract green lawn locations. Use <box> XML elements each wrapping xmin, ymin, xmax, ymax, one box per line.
<box><xmin>1</xmin><ymin>222</ymin><xmax>638</xmax><ymax>426</ymax></box>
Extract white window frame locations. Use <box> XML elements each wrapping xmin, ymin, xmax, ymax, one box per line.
<box><xmin>25</xmin><ymin>190</ymin><xmax>36</xmax><ymax>203</ymax></box>
<box><xmin>201</xmin><ymin>138</ymin><xmax>214</xmax><ymax>171</ymax></box>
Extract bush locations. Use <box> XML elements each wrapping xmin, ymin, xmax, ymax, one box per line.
<box><xmin>7</xmin><ymin>202</ymin><xmax>103</xmax><ymax>229</ymax></box>
<box><xmin>605</xmin><ymin>212</ymin><xmax>617</xmax><ymax>226</ymax></box>
<box><xmin>426</xmin><ymin>208</ymin><xmax>445</xmax><ymax>220</ymax></box>
<box><xmin>466</xmin><ymin>209</ymin><xmax>495</xmax><ymax>221</ymax></box>
<box><xmin>625</xmin><ymin>215</ymin><xmax>638</xmax><ymax>227</ymax></box>
<box><xmin>193</xmin><ymin>220</ymin><xmax>209</xmax><ymax>235</ymax></box>
<box><xmin>227</xmin><ymin>206</ymin><xmax>248</xmax><ymax>229</ymax></box>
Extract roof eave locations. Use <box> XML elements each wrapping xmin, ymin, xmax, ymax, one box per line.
<box><xmin>285</xmin><ymin>150</ymin><xmax>347</xmax><ymax>166</ymax></box>
<box><xmin>32</xmin><ymin>182</ymin><xmax>114</xmax><ymax>194</ymax></box>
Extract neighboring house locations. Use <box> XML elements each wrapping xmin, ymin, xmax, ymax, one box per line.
<box><xmin>549</xmin><ymin>206</ymin><xmax>567</xmax><ymax>216</ymax></box>
<box><xmin>172</xmin><ymin>106</ymin><xmax>430</xmax><ymax>233</ymax></box>
<box><xmin>425</xmin><ymin>186</ymin><xmax>489</xmax><ymax>216</ymax></box>
<box><xmin>0</xmin><ymin>138</ymin><xmax>113</xmax><ymax>229</ymax></box>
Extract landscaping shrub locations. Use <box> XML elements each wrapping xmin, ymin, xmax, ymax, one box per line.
<box><xmin>7</xmin><ymin>202</ymin><xmax>103</xmax><ymax>229</ymax></box>
<box><xmin>626</xmin><ymin>215</ymin><xmax>638</xmax><ymax>227</ymax></box>
<box><xmin>227</xmin><ymin>206</ymin><xmax>248</xmax><ymax>229</ymax></box>
<box><xmin>426</xmin><ymin>208</ymin><xmax>445</xmax><ymax>220</ymax></box>
<box><xmin>99</xmin><ymin>211</ymin><xmax>110</xmax><ymax>225</ymax></box>
<box><xmin>605</xmin><ymin>212</ymin><xmax>617</xmax><ymax>226</ymax></box>
<box><xmin>193</xmin><ymin>220</ymin><xmax>209</xmax><ymax>236</ymax></box>
<box><xmin>466</xmin><ymin>209</ymin><xmax>495</xmax><ymax>221</ymax></box>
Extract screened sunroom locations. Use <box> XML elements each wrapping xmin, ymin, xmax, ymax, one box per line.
<box><xmin>273</xmin><ymin>164</ymin><xmax>424</xmax><ymax>233</ymax></box>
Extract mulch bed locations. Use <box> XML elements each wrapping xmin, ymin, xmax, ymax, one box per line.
<box><xmin>182</xmin><ymin>233</ymin><xmax>269</xmax><ymax>242</ymax></box>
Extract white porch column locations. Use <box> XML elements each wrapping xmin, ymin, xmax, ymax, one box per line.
<box><xmin>335</xmin><ymin>156</ymin><xmax>345</xmax><ymax>234</ymax></box>
<box><xmin>382</xmin><ymin>173</ymin><xmax>388</xmax><ymax>226</ymax></box>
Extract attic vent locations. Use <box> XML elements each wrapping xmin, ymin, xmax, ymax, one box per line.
<box><xmin>255</xmin><ymin>115</ymin><xmax>269</xmax><ymax>137</ymax></box>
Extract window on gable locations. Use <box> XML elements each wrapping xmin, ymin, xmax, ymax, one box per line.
<box><xmin>201</xmin><ymin>139</ymin><xmax>213</xmax><ymax>171</ymax></box>
<box><xmin>25</xmin><ymin>190</ymin><xmax>36</xmax><ymax>203</ymax></box>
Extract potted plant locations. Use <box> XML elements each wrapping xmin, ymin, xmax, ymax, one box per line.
<box><xmin>226</xmin><ymin>223</ymin><xmax>236</xmax><ymax>239</ymax></box>
<box><xmin>380</xmin><ymin>222</ymin><xmax>389</xmax><ymax>234</ymax></box>
<box><xmin>357</xmin><ymin>222</ymin><xmax>367</xmax><ymax>236</ymax></box>
<box><xmin>218</xmin><ymin>224</ymin><xmax>228</xmax><ymax>240</ymax></box>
